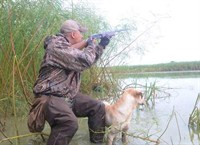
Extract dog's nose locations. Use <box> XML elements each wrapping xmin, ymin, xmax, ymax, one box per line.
<box><xmin>139</xmin><ymin>103</ymin><xmax>145</xmax><ymax>110</ymax></box>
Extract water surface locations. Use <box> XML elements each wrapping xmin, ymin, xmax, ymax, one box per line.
<box><xmin>1</xmin><ymin>77</ymin><xmax>200</xmax><ymax>145</ymax></box>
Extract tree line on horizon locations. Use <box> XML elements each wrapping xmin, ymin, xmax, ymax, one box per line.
<box><xmin>108</xmin><ymin>61</ymin><xmax>200</xmax><ymax>73</ymax></box>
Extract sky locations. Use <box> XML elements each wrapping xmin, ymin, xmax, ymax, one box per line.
<box><xmin>85</xmin><ymin>0</ymin><xmax>200</xmax><ymax>65</ymax></box>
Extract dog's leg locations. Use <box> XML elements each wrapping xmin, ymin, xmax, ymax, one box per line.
<box><xmin>113</xmin><ymin>134</ymin><xmax>118</xmax><ymax>145</ymax></box>
<box><xmin>107</xmin><ymin>133</ymin><xmax>116</xmax><ymax>145</ymax></box>
<box><xmin>122</xmin><ymin>125</ymin><xmax>129</xmax><ymax>143</ymax></box>
<box><xmin>122</xmin><ymin>132</ymin><xmax>127</xmax><ymax>143</ymax></box>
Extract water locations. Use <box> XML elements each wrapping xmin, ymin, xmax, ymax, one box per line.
<box><xmin>118</xmin><ymin>77</ymin><xmax>200</xmax><ymax>145</ymax></box>
<box><xmin>1</xmin><ymin>77</ymin><xmax>200</xmax><ymax>145</ymax></box>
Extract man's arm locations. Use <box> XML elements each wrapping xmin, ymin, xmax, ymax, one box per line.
<box><xmin>46</xmin><ymin>38</ymin><xmax>104</xmax><ymax>72</ymax></box>
<box><xmin>70</xmin><ymin>40</ymin><xmax>87</xmax><ymax>50</ymax></box>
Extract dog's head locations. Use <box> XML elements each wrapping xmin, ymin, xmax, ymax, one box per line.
<box><xmin>124</xmin><ymin>88</ymin><xmax>145</xmax><ymax>105</ymax></box>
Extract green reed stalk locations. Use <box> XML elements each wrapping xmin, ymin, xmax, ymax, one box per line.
<box><xmin>0</xmin><ymin>132</ymin><xmax>49</xmax><ymax>143</ymax></box>
<box><xmin>188</xmin><ymin>94</ymin><xmax>200</xmax><ymax>144</ymax></box>
<box><xmin>189</xmin><ymin>94</ymin><xmax>200</xmax><ymax>124</ymax></box>
<box><xmin>12</xmin><ymin>57</ymin><xmax>19</xmax><ymax>145</ymax></box>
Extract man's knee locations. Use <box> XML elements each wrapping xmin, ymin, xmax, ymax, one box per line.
<box><xmin>68</xmin><ymin>118</ymin><xmax>78</xmax><ymax>133</ymax></box>
<box><xmin>93</xmin><ymin>101</ymin><xmax>105</xmax><ymax>117</ymax></box>
<box><xmin>62</xmin><ymin>117</ymin><xmax>78</xmax><ymax>135</ymax></box>
<box><xmin>88</xmin><ymin>100</ymin><xmax>105</xmax><ymax>117</ymax></box>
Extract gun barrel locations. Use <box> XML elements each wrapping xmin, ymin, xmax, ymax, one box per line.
<box><xmin>91</xmin><ymin>28</ymin><xmax>128</xmax><ymax>39</ymax></box>
<box><xmin>114</xmin><ymin>28</ymin><xmax>129</xmax><ymax>32</ymax></box>
<box><xmin>91</xmin><ymin>34</ymin><xmax>103</xmax><ymax>39</ymax></box>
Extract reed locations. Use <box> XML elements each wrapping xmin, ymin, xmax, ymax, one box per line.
<box><xmin>188</xmin><ymin>93</ymin><xmax>200</xmax><ymax>144</ymax></box>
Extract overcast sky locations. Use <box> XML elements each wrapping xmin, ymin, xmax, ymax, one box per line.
<box><xmin>86</xmin><ymin>0</ymin><xmax>200</xmax><ymax>65</ymax></box>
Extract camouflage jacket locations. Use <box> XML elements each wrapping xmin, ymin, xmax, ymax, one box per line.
<box><xmin>33</xmin><ymin>33</ymin><xmax>104</xmax><ymax>98</ymax></box>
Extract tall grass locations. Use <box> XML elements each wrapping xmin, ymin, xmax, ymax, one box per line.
<box><xmin>0</xmin><ymin>0</ymin><xmax>64</xmax><ymax>116</ymax></box>
<box><xmin>0</xmin><ymin>0</ymin><xmax>122</xmax><ymax>117</ymax></box>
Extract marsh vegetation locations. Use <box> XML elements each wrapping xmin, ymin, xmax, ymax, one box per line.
<box><xmin>0</xmin><ymin>0</ymin><xmax>200</xmax><ymax>145</ymax></box>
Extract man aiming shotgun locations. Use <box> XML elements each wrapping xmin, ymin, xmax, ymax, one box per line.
<box><xmin>27</xmin><ymin>19</ymin><xmax>126</xmax><ymax>145</ymax></box>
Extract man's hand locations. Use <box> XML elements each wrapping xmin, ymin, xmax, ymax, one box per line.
<box><xmin>86</xmin><ymin>36</ymin><xmax>96</xmax><ymax>46</ymax></box>
<box><xmin>99</xmin><ymin>35</ymin><xmax>111</xmax><ymax>48</ymax></box>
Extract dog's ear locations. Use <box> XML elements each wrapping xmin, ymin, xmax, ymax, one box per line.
<box><xmin>125</xmin><ymin>88</ymin><xmax>141</xmax><ymax>97</ymax></box>
<box><xmin>125</xmin><ymin>88</ymin><xmax>136</xmax><ymax>96</ymax></box>
<box><xmin>134</xmin><ymin>91</ymin><xmax>143</xmax><ymax>99</ymax></box>
<box><xmin>125</xmin><ymin>88</ymin><xmax>144</xmax><ymax>104</ymax></box>
<box><xmin>136</xmin><ymin>91</ymin><xmax>143</xmax><ymax>97</ymax></box>
<box><xmin>135</xmin><ymin>91</ymin><xmax>145</xmax><ymax>105</ymax></box>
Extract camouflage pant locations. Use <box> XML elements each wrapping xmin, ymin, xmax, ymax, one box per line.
<box><xmin>43</xmin><ymin>93</ymin><xmax>105</xmax><ymax>145</ymax></box>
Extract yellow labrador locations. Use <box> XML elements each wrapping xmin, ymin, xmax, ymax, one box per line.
<box><xmin>104</xmin><ymin>88</ymin><xmax>145</xmax><ymax>145</ymax></box>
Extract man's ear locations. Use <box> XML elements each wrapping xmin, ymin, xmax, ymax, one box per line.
<box><xmin>71</xmin><ymin>32</ymin><xmax>76</xmax><ymax>39</ymax></box>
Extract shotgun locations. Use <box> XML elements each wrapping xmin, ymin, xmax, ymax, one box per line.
<box><xmin>91</xmin><ymin>28</ymin><xmax>128</xmax><ymax>39</ymax></box>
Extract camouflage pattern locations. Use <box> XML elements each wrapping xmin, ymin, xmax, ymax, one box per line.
<box><xmin>33</xmin><ymin>33</ymin><xmax>104</xmax><ymax>98</ymax></box>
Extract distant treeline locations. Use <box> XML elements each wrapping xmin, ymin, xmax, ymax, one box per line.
<box><xmin>108</xmin><ymin>61</ymin><xmax>200</xmax><ymax>73</ymax></box>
